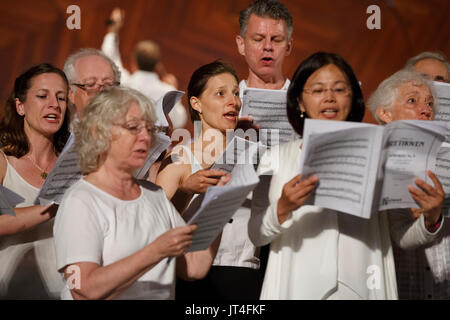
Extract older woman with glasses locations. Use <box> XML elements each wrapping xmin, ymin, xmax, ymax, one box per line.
<box><xmin>248</xmin><ymin>52</ymin><xmax>443</xmax><ymax>300</ymax></box>
<box><xmin>368</xmin><ymin>69</ymin><xmax>447</xmax><ymax>299</ymax></box>
<box><xmin>53</xmin><ymin>86</ymin><xmax>222</xmax><ymax>300</ymax></box>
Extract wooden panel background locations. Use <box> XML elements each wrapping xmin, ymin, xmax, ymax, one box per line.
<box><xmin>1</xmin><ymin>0</ymin><xmax>449</xmax><ymax>129</ymax></box>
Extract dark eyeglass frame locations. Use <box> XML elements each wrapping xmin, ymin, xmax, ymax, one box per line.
<box><xmin>71</xmin><ymin>81</ymin><xmax>120</xmax><ymax>92</ymax></box>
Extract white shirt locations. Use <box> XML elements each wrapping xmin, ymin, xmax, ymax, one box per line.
<box><xmin>173</xmin><ymin>144</ymin><xmax>260</xmax><ymax>269</ymax></box>
<box><xmin>53</xmin><ymin>179</ymin><xmax>185</xmax><ymax>300</ymax></box>
<box><xmin>249</xmin><ymin>139</ymin><xmax>444</xmax><ymax>299</ymax></box>
<box><xmin>0</xmin><ymin>152</ymin><xmax>64</xmax><ymax>299</ymax></box>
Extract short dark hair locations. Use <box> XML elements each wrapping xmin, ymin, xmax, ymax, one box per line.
<box><xmin>187</xmin><ymin>60</ymin><xmax>239</xmax><ymax>122</ymax></box>
<box><xmin>239</xmin><ymin>0</ymin><xmax>293</xmax><ymax>38</ymax></box>
<box><xmin>0</xmin><ymin>63</ymin><xmax>71</xmax><ymax>157</ymax></box>
<box><xmin>134</xmin><ymin>40</ymin><xmax>161</xmax><ymax>72</ymax></box>
<box><xmin>287</xmin><ymin>52</ymin><xmax>365</xmax><ymax>136</ymax></box>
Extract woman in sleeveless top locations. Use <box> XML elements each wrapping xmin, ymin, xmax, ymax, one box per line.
<box><xmin>156</xmin><ymin>61</ymin><xmax>264</xmax><ymax>300</ymax></box>
<box><xmin>0</xmin><ymin>63</ymin><xmax>70</xmax><ymax>299</ymax></box>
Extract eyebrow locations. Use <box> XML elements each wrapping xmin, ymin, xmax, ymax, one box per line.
<box><xmin>309</xmin><ymin>80</ymin><xmax>347</xmax><ymax>86</ymax></box>
<box><xmin>36</xmin><ymin>88</ymin><xmax>67</xmax><ymax>94</ymax></box>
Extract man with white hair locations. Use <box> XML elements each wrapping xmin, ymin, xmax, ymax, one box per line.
<box><xmin>64</xmin><ymin>48</ymin><xmax>121</xmax><ymax>118</ymax></box>
<box><xmin>405</xmin><ymin>51</ymin><xmax>450</xmax><ymax>83</ymax></box>
<box><xmin>368</xmin><ymin>69</ymin><xmax>449</xmax><ymax>299</ymax></box>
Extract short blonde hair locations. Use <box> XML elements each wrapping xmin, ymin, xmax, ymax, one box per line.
<box><xmin>367</xmin><ymin>69</ymin><xmax>437</xmax><ymax>124</ymax></box>
<box><xmin>74</xmin><ymin>86</ymin><xmax>156</xmax><ymax>174</ymax></box>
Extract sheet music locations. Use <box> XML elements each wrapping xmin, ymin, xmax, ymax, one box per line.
<box><xmin>241</xmin><ymin>88</ymin><xmax>299</xmax><ymax>146</ymax></box>
<box><xmin>299</xmin><ymin>119</ymin><xmax>446</xmax><ymax>218</ymax></box>
<box><xmin>300</xmin><ymin>119</ymin><xmax>383</xmax><ymax>219</ymax></box>
<box><xmin>433</xmin><ymin>81</ymin><xmax>450</xmax><ymax>142</ymax></box>
<box><xmin>379</xmin><ymin>120</ymin><xmax>446</xmax><ymax>210</ymax></box>
<box><xmin>436</xmin><ymin>142</ymin><xmax>450</xmax><ymax>217</ymax></box>
<box><xmin>34</xmin><ymin>134</ymin><xmax>82</xmax><ymax>206</ymax></box>
<box><xmin>210</xmin><ymin>136</ymin><xmax>266</xmax><ymax>174</ymax></box>
<box><xmin>153</xmin><ymin>90</ymin><xmax>184</xmax><ymax>128</ymax></box>
<box><xmin>0</xmin><ymin>185</ymin><xmax>25</xmax><ymax>216</ymax></box>
<box><xmin>186</xmin><ymin>163</ymin><xmax>259</xmax><ymax>252</ymax></box>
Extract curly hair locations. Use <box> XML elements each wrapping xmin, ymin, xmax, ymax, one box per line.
<box><xmin>74</xmin><ymin>86</ymin><xmax>156</xmax><ymax>174</ymax></box>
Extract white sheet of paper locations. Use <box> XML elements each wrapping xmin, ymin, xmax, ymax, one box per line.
<box><xmin>133</xmin><ymin>132</ymin><xmax>172</xmax><ymax>179</ymax></box>
<box><xmin>34</xmin><ymin>134</ymin><xmax>82</xmax><ymax>206</ymax></box>
<box><xmin>210</xmin><ymin>136</ymin><xmax>266</xmax><ymax>174</ymax></box>
<box><xmin>433</xmin><ymin>81</ymin><xmax>450</xmax><ymax>142</ymax></box>
<box><xmin>299</xmin><ymin>119</ymin><xmax>446</xmax><ymax>218</ymax></box>
<box><xmin>0</xmin><ymin>185</ymin><xmax>25</xmax><ymax>216</ymax></box>
<box><xmin>186</xmin><ymin>163</ymin><xmax>259</xmax><ymax>252</ymax></box>
<box><xmin>378</xmin><ymin>120</ymin><xmax>446</xmax><ymax>210</ymax></box>
<box><xmin>154</xmin><ymin>90</ymin><xmax>184</xmax><ymax>127</ymax></box>
<box><xmin>241</xmin><ymin>88</ymin><xmax>299</xmax><ymax>146</ymax></box>
<box><xmin>436</xmin><ymin>142</ymin><xmax>450</xmax><ymax>217</ymax></box>
<box><xmin>300</xmin><ymin>119</ymin><xmax>384</xmax><ymax>219</ymax></box>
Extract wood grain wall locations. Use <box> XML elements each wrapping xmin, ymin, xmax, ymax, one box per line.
<box><xmin>1</xmin><ymin>0</ymin><xmax>449</xmax><ymax>128</ymax></box>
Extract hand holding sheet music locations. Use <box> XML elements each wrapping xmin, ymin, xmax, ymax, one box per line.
<box><xmin>186</xmin><ymin>163</ymin><xmax>259</xmax><ymax>252</ymax></box>
<box><xmin>299</xmin><ymin>119</ymin><xmax>446</xmax><ymax>219</ymax></box>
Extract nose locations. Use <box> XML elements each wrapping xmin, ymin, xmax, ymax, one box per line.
<box><xmin>138</xmin><ymin>126</ymin><xmax>152</xmax><ymax>142</ymax></box>
<box><xmin>263</xmin><ymin>38</ymin><xmax>273</xmax><ymax>51</ymax></box>
<box><xmin>323</xmin><ymin>89</ymin><xmax>336</xmax><ymax>102</ymax></box>
<box><xmin>48</xmin><ymin>94</ymin><xmax>62</xmax><ymax>109</ymax></box>
<box><xmin>96</xmin><ymin>83</ymin><xmax>108</xmax><ymax>93</ymax></box>
<box><xmin>419</xmin><ymin>103</ymin><xmax>433</xmax><ymax>120</ymax></box>
<box><xmin>228</xmin><ymin>94</ymin><xmax>241</xmax><ymax>110</ymax></box>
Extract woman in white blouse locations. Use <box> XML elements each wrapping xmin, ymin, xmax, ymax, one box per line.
<box><xmin>156</xmin><ymin>61</ymin><xmax>264</xmax><ymax>299</ymax></box>
<box><xmin>0</xmin><ymin>63</ymin><xmax>70</xmax><ymax>299</ymax></box>
<box><xmin>248</xmin><ymin>52</ymin><xmax>444</xmax><ymax>300</ymax></box>
<box><xmin>54</xmin><ymin>87</ymin><xmax>223</xmax><ymax>300</ymax></box>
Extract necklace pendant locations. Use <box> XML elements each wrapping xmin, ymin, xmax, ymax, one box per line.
<box><xmin>41</xmin><ymin>172</ymin><xmax>48</xmax><ymax>179</ymax></box>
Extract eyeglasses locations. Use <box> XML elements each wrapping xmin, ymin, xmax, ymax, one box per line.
<box><xmin>72</xmin><ymin>80</ymin><xmax>120</xmax><ymax>93</ymax></box>
<box><xmin>114</xmin><ymin>121</ymin><xmax>161</xmax><ymax>136</ymax></box>
<box><xmin>303</xmin><ymin>86</ymin><xmax>351</xmax><ymax>98</ymax></box>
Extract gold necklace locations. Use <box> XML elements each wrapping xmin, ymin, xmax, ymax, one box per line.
<box><xmin>25</xmin><ymin>155</ymin><xmax>50</xmax><ymax>179</ymax></box>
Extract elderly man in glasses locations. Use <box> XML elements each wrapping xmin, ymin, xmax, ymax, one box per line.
<box><xmin>63</xmin><ymin>48</ymin><xmax>121</xmax><ymax>119</ymax></box>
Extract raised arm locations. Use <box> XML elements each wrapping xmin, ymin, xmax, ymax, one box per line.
<box><xmin>101</xmin><ymin>7</ymin><xmax>130</xmax><ymax>84</ymax></box>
